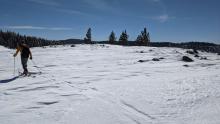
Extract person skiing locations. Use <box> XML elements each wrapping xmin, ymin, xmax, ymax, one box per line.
<box><xmin>13</xmin><ymin>42</ymin><xmax>32</xmax><ymax>75</ymax></box>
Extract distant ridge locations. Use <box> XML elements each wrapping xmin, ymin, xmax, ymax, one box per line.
<box><xmin>61</xmin><ymin>39</ymin><xmax>220</xmax><ymax>53</ymax></box>
<box><xmin>60</xmin><ymin>39</ymin><xmax>84</xmax><ymax>44</ymax></box>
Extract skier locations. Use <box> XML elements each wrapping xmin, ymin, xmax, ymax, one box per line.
<box><xmin>13</xmin><ymin>43</ymin><xmax>32</xmax><ymax>75</ymax></box>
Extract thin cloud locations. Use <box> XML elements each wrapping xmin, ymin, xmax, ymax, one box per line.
<box><xmin>155</xmin><ymin>14</ymin><xmax>169</xmax><ymax>22</ymax></box>
<box><xmin>146</xmin><ymin>14</ymin><xmax>175</xmax><ymax>23</ymax></box>
<box><xmin>27</xmin><ymin>0</ymin><xmax>89</xmax><ymax>16</ymax></box>
<box><xmin>3</xmin><ymin>26</ymin><xmax>72</xmax><ymax>31</ymax></box>
<box><xmin>27</xmin><ymin>0</ymin><xmax>60</xmax><ymax>6</ymax></box>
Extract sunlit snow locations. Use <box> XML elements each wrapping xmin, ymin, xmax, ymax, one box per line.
<box><xmin>1</xmin><ymin>45</ymin><xmax>220</xmax><ymax>124</ymax></box>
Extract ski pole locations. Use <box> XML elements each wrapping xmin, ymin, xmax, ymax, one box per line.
<box><xmin>14</xmin><ymin>57</ymin><xmax>15</xmax><ymax>75</ymax></box>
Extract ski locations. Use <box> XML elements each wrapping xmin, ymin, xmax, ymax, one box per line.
<box><xmin>18</xmin><ymin>72</ymin><xmax>32</xmax><ymax>77</ymax></box>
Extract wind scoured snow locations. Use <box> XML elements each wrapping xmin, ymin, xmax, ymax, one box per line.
<box><xmin>0</xmin><ymin>45</ymin><xmax>220</xmax><ymax>124</ymax></box>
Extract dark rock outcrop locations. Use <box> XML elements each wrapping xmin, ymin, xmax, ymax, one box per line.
<box><xmin>182</xmin><ymin>56</ymin><xmax>194</xmax><ymax>62</ymax></box>
<box><xmin>152</xmin><ymin>58</ymin><xmax>160</xmax><ymax>61</ymax></box>
<box><xmin>183</xmin><ymin>64</ymin><xmax>189</xmax><ymax>67</ymax></box>
<box><xmin>138</xmin><ymin>60</ymin><xmax>149</xmax><ymax>63</ymax></box>
<box><xmin>186</xmin><ymin>49</ymin><xmax>198</xmax><ymax>55</ymax></box>
<box><xmin>194</xmin><ymin>55</ymin><xmax>200</xmax><ymax>57</ymax></box>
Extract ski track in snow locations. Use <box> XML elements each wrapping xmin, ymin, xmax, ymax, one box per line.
<box><xmin>0</xmin><ymin>45</ymin><xmax>220</xmax><ymax>124</ymax></box>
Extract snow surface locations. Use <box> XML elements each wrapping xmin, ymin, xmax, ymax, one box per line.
<box><xmin>0</xmin><ymin>45</ymin><xmax>220</xmax><ymax>124</ymax></box>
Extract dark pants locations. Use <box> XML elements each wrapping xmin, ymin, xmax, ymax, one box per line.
<box><xmin>21</xmin><ymin>57</ymin><xmax>28</xmax><ymax>74</ymax></box>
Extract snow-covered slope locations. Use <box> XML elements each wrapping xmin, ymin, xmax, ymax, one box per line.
<box><xmin>0</xmin><ymin>45</ymin><xmax>220</xmax><ymax>124</ymax></box>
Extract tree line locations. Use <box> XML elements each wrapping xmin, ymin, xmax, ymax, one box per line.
<box><xmin>82</xmin><ymin>28</ymin><xmax>219</xmax><ymax>53</ymax></box>
<box><xmin>1</xmin><ymin>28</ymin><xmax>219</xmax><ymax>54</ymax></box>
<box><xmin>0</xmin><ymin>27</ymin><xmax>150</xmax><ymax>49</ymax></box>
<box><xmin>0</xmin><ymin>30</ymin><xmax>64</xmax><ymax>49</ymax></box>
<box><xmin>84</xmin><ymin>27</ymin><xmax>150</xmax><ymax>46</ymax></box>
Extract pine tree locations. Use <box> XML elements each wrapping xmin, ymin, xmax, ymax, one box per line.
<box><xmin>119</xmin><ymin>30</ymin><xmax>128</xmax><ymax>45</ymax></box>
<box><xmin>109</xmin><ymin>31</ymin><xmax>116</xmax><ymax>44</ymax></box>
<box><xmin>136</xmin><ymin>35</ymin><xmax>143</xmax><ymax>45</ymax></box>
<box><xmin>84</xmin><ymin>28</ymin><xmax>92</xmax><ymax>44</ymax></box>
<box><xmin>136</xmin><ymin>28</ymin><xmax>150</xmax><ymax>46</ymax></box>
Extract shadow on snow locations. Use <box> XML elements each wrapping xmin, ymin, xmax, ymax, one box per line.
<box><xmin>0</xmin><ymin>76</ymin><xmax>19</xmax><ymax>84</ymax></box>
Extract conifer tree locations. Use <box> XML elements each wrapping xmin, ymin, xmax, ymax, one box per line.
<box><xmin>109</xmin><ymin>31</ymin><xmax>116</xmax><ymax>44</ymax></box>
<box><xmin>136</xmin><ymin>28</ymin><xmax>150</xmax><ymax>46</ymax></box>
<box><xmin>136</xmin><ymin>35</ymin><xmax>143</xmax><ymax>45</ymax></box>
<box><xmin>84</xmin><ymin>28</ymin><xmax>92</xmax><ymax>44</ymax></box>
<box><xmin>119</xmin><ymin>30</ymin><xmax>128</xmax><ymax>45</ymax></box>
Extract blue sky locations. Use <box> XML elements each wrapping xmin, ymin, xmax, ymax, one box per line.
<box><xmin>0</xmin><ymin>0</ymin><xmax>219</xmax><ymax>43</ymax></box>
